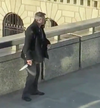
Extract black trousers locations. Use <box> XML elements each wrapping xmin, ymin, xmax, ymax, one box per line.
<box><xmin>22</xmin><ymin>63</ymin><xmax>40</xmax><ymax>97</ymax></box>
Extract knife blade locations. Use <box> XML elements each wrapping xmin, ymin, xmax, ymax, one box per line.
<box><xmin>19</xmin><ymin>64</ymin><xmax>28</xmax><ymax>71</ymax></box>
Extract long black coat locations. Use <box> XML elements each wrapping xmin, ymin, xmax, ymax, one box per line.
<box><xmin>21</xmin><ymin>20</ymin><xmax>50</xmax><ymax>63</ymax></box>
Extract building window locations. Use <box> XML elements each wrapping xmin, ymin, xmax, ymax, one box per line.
<box><xmin>73</xmin><ymin>0</ymin><xmax>77</xmax><ymax>4</ymax></box>
<box><xmin>94</xmin><ymin>1</ymin><xmax>98</xmax><ymax>7</ymax></box>
<box><xmin>87</xmin><ymin>0</ymin><xmax>90</xmax><ymax>6</ymax></box>
<box><xmin>80</xmin><ymin>0</ymin><xmax>83</xmax><ymax>5</ymax></box>
<box><xmin>45</xmin><ymin>18</ymin><xmax>58</xmax><ymax>29</ymax></box>
<box><xmin>60</xmin><ymin>0</ymin><xmax>63</xmax><ymax>2</ymax></box>
<box><xmin>45</xmin><ymin>18</ymin><xmax>58</xmax><ymax>28</ymax></box>
<box><xmin>67</xmin><ymin>0</ymin><xmax>70</xmax><ymax>3</ymax></box>
<box><xmin>3</xmin><ymin>13</ymin><xmax>24</xmax><ymax>36</ymax></box>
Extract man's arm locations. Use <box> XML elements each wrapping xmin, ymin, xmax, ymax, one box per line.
<box><xmin>41</xmin><ymin>26</ymin><xmax>51</xmax><ymax>45</ymax></box>
<box><xmin>46</xmin><ymin>38</ymin><xmax>50</xmax><ymax>45</ymax></box>
<box><xmin>23</xmin><ymin>31</ymin><xmax>33</xmax><ymax>60</ymax></box>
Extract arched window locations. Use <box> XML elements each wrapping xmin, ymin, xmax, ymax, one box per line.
<box><xmin>3</xmin><ymin>13</ymin><xmax>25</xmax><ymax>36</ymax></box>
<box><xmin>45</xmin><ymin>18</ymin><xmax>58</xmax><ymax>28</ymax></box>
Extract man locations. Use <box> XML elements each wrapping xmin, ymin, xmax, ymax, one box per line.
<box><xmin>21</xmin><ymin>12</ymin><xmax>50</xmax><ymax>102</ymax></box>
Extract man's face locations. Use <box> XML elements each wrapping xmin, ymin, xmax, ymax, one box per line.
<box><xmin>37</xmin><ymin>16</ymin><xmax>45</xmax><ymax>25</ymax></box>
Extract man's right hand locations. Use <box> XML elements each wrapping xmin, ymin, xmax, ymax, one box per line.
<box><xmin>27</xmin><ymin>60</ymin><xmax>32</xmax><ymax>66</ymax></box>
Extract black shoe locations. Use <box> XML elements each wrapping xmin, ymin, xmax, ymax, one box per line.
<box><xmin>22</xmin><ymin>96</ymin><xmax>32</xmax><ymax>102</ymax></box>
<box><xmin>31</xmin><ymin>90</ymin><xmax>45</xmax><ymax>95</ymax></box>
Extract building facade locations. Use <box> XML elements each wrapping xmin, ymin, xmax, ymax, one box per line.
<box><xmin>0</xmin><ymin>0</ymin><xmax>100</xmax><ymax>37</ymax></box>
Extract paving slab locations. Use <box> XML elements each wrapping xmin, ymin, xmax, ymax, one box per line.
<box><xmin>0</xmin><ymin>64</ymin><xmax>100</xmax><ymax>108</ymax></box>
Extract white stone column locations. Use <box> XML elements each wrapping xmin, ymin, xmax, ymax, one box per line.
<box><xmin>0</xmin><ymin>29</ymin><xmax>2</xmax><ymax>38</ymax></box>
<box><xmin>0</xmin><ymin>21</ymin><xmax>2</xmax><ymax>37</ymax></box>
<box><xmin>63</xmin><ymin>0</ymin><xmax>66</xmax><ymax>4</ymax></box>
<box><xmin>97</xmin><ymin>1</ymin><xmax>99</xmax><ymax>8</ymax></box>
<box><xmin>77</xmin><ymin>0</ymin><xmax>80</xmax><ymax>5</ymax></box>
<box><xmin>70</xmin><ymin>0</ymin><xmax>73</xmax><ymax>4</ymax></box>
<box><xmin>84</xmin><ymin>0</ymin><xmax>87</xmax><ymax>6</ymax></box>
<box><xmin>57</xmin><ymin>0</ymin><xmax>60</xmax><ymax>2</ymax></box>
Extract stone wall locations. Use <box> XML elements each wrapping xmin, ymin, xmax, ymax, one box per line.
<box><xmin>1</xmin><ymin>32</ymin><xmax>100</xmax><ymax>95</ymax></box>
<box><xmin>44</xmin><ymin>36</ymin><xmax>79</xmax><ymax>80</ymax></box>
<box><xmin>0</xmin><ymin>53</ymin><xmax>26</xmax><ymax>95</ymax></box>
<box><xmin>80</xmin><ymin>32</ymin><xmax>100</xmax><ymax>68</ymax></box>
<box><xmin>0</xmin><ymin>36</ymin><xmax>80</xmax><ymax>95</ymax></box>
<box><xmin>0</xmin><ymin>0</ymin><xmax>100</xmax><ymax>37</ymax></box>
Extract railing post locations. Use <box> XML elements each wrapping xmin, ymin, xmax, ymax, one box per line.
<box><xmin>12</xmin><ymin>45</ymin><xmax>19</xmax><ymax>52</ymax></box>
<box><xmin>54</xmin><ymin>35</ymin><xmax>60</xmax><ymax>42</ymax></box>
<box><xmin>58</xmin><ymin>35</ymin><xmax>60</xmax><ymax>41</ymax></box>
<box><xmin>89</xmin><ymin>27</ymin><xmax>95</xmax><ymax>34</ymax></box>
<box><xmin>16</xmin><ymin>45</ymin><xmax>20</xmax><ymax>52</ymax></box>
<box><xmin>79</xmin><ymin>37</ymin><xmax>81</xmax><ymax>69</ymax></box>
<box><xmin>92</xmin><ymin>27</ymin><xmax>95</xmax><ymax>34</ymax></box>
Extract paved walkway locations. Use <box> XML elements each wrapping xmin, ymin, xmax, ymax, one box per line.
<box><xmin>1</xmin><ymin>64</ymin><xmax>100</xmax><ymax>108</ymax></box>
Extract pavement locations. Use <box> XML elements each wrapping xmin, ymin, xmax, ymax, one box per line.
<box><xmin>1</xmin><ymin>64</ymin><xmax>100</xmax><ymax>108</ymax></box>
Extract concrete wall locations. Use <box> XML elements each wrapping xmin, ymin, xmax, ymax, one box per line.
<box><xmin>0</xmin><ymin>53</ymin><xmax>26</xmax><ymax>95</ymax></box>
<box><xmin>0</xmin><ymin>0</ymin><xmax>100</xmax><ymax>37</ymax></box>
<box><xmin>0</xmin><ymin>36</ymin><xmax>80</xmax><ymax>95</ymax></box>
<box><xmin>44</xmin><ymin>37</ymin><xmax>79</xmax><ymax>80</ymax></box>
<box><xmin>81</xmin><ymin>32</ymin><xmax>100</xmax><ymax>68</ymax></box>
<box><xmin>1</xmin><ymin>32</ymin><xmax>100</xmax><ymax>95</ymax></box>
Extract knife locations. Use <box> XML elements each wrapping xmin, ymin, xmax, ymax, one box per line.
<box><xmin>19</xmin><ymin>64</ymin><xmax>28</xmax><ymax>71</ymax></box>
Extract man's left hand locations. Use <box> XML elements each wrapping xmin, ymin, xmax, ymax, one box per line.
<box><xmin>47</xmin><ymin>44</ymin><xmax>51</xmax><ymax>49</ymax></box>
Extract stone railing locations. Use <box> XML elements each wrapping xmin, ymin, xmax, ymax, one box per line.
<box><xmin>0</xmin><ymin>17</ymin><xmax>100</xmax><ymax>52</ymax></box>
<box><xmin>0</xmin><ymin>17</ymin><xmax>100</xmax><ymax>95</ymax></box>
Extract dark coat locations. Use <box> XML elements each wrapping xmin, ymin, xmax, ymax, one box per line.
<box><xmin>21</xmin><ymin>20</ymin><xmax>50</xmax><ymax>63</ymax></box>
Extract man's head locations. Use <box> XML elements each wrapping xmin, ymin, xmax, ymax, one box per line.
<box><xmin>34</xmin><ymin>12</ymin><xmax>46</xmax><ymax>26</ymax></box>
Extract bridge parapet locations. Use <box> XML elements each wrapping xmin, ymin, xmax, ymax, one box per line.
<box><xmin>0</xmin><ymin>17</ymin><xmax>100</xmax><ymax>95</ymax></box>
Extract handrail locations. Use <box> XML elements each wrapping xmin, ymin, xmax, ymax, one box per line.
<box><xmin>0</xmin><ymin>17</ymin><xmax>100</xmax><ymax>49</ymax></box>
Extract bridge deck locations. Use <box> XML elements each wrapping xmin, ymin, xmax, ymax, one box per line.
<box><xmin>0</xmin><ymin>64</ymin><xmax>100</xmax><ymax>108</ymax></box>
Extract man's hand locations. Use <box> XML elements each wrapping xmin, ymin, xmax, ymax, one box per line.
<box><xmin>27</xmin><ymin>60</ymin><xmax>32</xmax><ymax>66</ymax></box>
<box><xmin>47</xmin><ymin>44</ymin><xmax>51</xmax><ymax>49</ymax></box>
